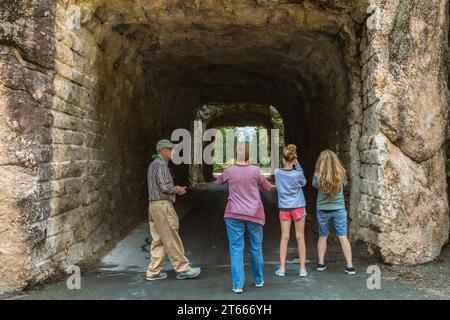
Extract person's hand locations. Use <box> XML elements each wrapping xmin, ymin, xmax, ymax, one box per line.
<box><xmin>176</xmin><ymin>186</ymin><xmax>187</xmax><ymax>196</ymax></box>
<box><xmin>294</xmin><ymin>159</ymin><xmax>300</xmax><ymax>167</ymax></box>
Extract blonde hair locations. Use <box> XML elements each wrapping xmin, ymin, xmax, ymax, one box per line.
<box><xmin>282</xmin><ymin>144</ymin><xmax>298</xmax><ymax>163</ymax></box>
<box><xmin>315</xmin><ymin>150</ymin><xmax>346</xmax><ymax>197</ymax></box>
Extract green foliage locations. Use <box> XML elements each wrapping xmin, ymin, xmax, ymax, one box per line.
<box><xmin>390</xmin><ymin>0</ymin><xmax>413</xmax><ymax>42</ymax></box>
<box><xmin>389</xmin><ymin>0</ymin><xmax>414</xmax><ymax>62</ymax></box>
<box><xmin>212</xmin><ymin>123</ymin><xmax>284</xmax><ymax>174</ymax></box>
<box><xmin>213</xmin><ymin>162</ymin><xmax>229</xmax><ymax>173</ymax></box>
<box><xmin>272</xmin><ymin>113</ymin><xmax>285</xmax><ymax>161</ymax></box>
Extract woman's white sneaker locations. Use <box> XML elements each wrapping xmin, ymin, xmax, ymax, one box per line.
<box><xmin>345</xmin><ymin>266</ymin><xmax>356</xmax><ymax>275</ymax></box>
<box><xmin>275</xmin><ymin>268</ymin><xmax>285</xmax><ymax>277</ymax></box>
<box><xmin>317</xmin><ymin>264</ymin><xmax>327</xmax><ymax>271</ymax></box>
<box><xmin>299</xmin><ymin>268</ymin><xmax>308</xmax><ymax>277</ymax></box>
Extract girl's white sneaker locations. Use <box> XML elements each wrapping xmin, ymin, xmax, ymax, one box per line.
<box><xmin>275</xmin><ymin>268</ymin><xmax>285</xmax><ymax>277</ymax></box>
<box><xmin>299</xmin><ymin>268</ymin><xmax>308</xmax><ymax>277</ymax></box>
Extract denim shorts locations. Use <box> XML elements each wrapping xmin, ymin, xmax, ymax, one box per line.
<box><xmin>316</xmin><ymin>208</ymin><xmax>348</xmax><ymax>237</ymax></box>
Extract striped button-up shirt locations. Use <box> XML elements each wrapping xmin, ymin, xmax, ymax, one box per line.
<box><xmin>148</xmin><ymin>156</ymin><xmax>176</xmax><ymax>203</ymax></box>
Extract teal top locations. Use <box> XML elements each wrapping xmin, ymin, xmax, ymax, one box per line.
<box><xmin>312</xmin><ymin>173</ymin><xmax>346</xmax><ymax>211</ymax></box>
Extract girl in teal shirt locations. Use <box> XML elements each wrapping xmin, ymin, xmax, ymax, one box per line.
<box><xmin>313</xmin><ymin>150</ymin><xmax>355</xmax><ymax>275</ymax></box>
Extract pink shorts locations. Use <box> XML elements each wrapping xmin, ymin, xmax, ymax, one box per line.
<box><xmin>279</xmin><ymin>207</ymin><xmax>306</xmax><ymax>221</ymax></box>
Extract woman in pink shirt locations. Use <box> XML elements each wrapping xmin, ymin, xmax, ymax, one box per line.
<box><xmin>215</xmin><ymin>144</ymin><xmax>272</xmax><ymax>294</ymax></box>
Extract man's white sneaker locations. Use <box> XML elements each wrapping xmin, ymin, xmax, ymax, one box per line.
<box><xmin>176</xmin><ymin>267</ymin><xmax>201</xmax><ymax>279</ymax></box>
<box><xmin>146</xmin><ymin>272</ymin><xmax>168</xmax><ymax>281</ymax></box>
<box><xmin>232</xmin><ymin>288</ymin><xmax>243</xmax><ymax>294</ymax></box>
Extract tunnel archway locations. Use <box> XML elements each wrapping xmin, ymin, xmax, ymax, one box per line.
<box><xmin>83</xmin><ymin>1</ymin><xmax>364</xmax><ymax>281</ymax></box>
<box><xmin>5</xmin><ymin>0</ymin><xmax>365</xmax><ymax>286</ymax></box>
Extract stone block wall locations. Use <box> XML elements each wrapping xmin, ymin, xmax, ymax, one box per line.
<box><xmin>30</xmin><ymin>0</ymin><xmax>151</xmax><ymax>283</ymax></box>
<box><xmin>0</xmin><ymin>0</ymin><xmax>152</xmax><ymax>292</ymax></box>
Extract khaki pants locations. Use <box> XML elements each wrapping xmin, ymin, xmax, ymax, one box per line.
<box><xmin>146</xmin><ymin>200</ymin><xmax>190</xmax><ymax>276</ymax></box>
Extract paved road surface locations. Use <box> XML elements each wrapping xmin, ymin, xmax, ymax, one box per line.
<box><xmin>9</xmin><ymin>184</ymin><xmax>450</xmax><ymax>300</ymax></box>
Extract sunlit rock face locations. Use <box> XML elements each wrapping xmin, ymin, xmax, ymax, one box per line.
<box><xmin>0</xmin><ymin>0</ymin><xmax>448</xmax><ymax>292</ymax></box>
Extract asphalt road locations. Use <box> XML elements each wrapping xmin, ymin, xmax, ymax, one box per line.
<box><xmin>9</xmin><ymin>184</ymin><xmax>450</xmax><ymax>300</ymax></box>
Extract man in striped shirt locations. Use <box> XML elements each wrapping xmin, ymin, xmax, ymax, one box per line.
<box><xmin>146</xmin><ymin>139</ymin><xmax>201</xmax><ymax>281</ymax></box>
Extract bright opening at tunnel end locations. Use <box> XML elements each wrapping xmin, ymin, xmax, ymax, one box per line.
<box><xmin>171</xmin><ymin>121</ymin><xmax>280</xmax><ymax>172</ymax></box>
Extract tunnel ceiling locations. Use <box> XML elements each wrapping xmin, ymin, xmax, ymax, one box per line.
<box><xmin>82</xmin><ymin>0</ymin><xmax>365</xmax><ymax>120</ymax></box>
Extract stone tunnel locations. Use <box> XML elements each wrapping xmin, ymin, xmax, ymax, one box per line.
<box><xmin>0</xmin><ymin>0</ymin><xmax>448</xmax><ymax>293</ymax></box>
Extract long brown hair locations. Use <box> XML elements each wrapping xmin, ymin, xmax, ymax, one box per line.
<box><xmin>315</xmin><ymin>150</ymin><xmax>346</xmax><ymax>197</ymax></box>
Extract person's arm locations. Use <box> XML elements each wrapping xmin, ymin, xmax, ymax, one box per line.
<box><xmin>312</xmin><ymin>173</ymin><xmax>319</xmax><ymax>189</ymax></box>
<box><xmin>258</xmin><ymin>169</ymin><xmax>272</xmax><ymax>191</ymax></box>
<box><xmin>156</xmin><ymin>165</ymin><xmax>176</xmax><ymax>194</ymax></box>
<box><xmin>294</xmin><ymin>165</ymin><xmax>307</xmax><ymax>187</ymax></box>
<box><xmin>215</xmin><ymin>168</ymin><xmax>229</xmax><ymax>185</ymax></box>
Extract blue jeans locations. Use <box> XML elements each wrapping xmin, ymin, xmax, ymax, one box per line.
<box><xmin>225</xmin><ymin>218</ymin><xmax>264</xmax><ymax>289</ymax></box>
<box><xmin>316</xmin><ymin>208</ymin><xmax>348</xmax><ymax>237</ymax></box>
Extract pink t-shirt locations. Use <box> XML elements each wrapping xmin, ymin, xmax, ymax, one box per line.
<box><xmin>215</xmin><ymin>164</ymin><xmax>272</xmax><ymax>225</ymax></box>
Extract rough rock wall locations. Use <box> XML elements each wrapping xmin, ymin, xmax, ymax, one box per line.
<box><xmin>0</xmin><ymin>0</ymin><xmax>56</xmax><ymax>293</ymax></box>
<box><xmin>354</xmin><ymin>0</ymin><xmax>449</xmax><ymax>264</ymax></box>
<box><xmin>33</xmin><ymin>0</ymin><xmax>149</xmax><ymax>282</ymax></box>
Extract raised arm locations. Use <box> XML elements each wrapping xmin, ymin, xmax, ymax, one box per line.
<box><xmin>258</xmin><ymin>169</ymin><xmax>272</xmax><ymax>191</ymax></box>
<box><xmin>294</xmin><ymin>165</ymin><xmax>307</xmax><ymax>187</ymax></box>
<box><xmin>215</xmin><ymin>168</ymin><xmax>229</xmax><ymax>185</ymax></box>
